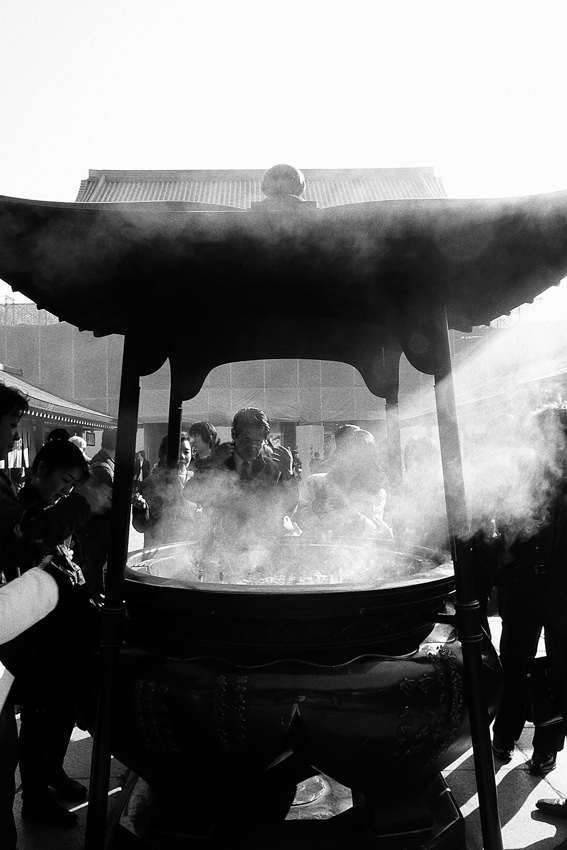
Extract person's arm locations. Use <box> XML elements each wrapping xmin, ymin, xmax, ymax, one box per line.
<box><xmin>91</xmin><ymin>458</ymin><xmax>114</xmax><ymax>488</ymax></box>
<box><xmin>0</xmin><ymin>567</ymin><xmax>59</xmax><ymax>644</ymax></box>
<box><xmin>373</xmin><ymin>488</ymin><xmax>387</xmax><ymax>523</ymax></box>
<box><xmin>272</xmin><ymin>445</ymin><xmax>300</xmax><ymax>512</ymax></box>
<box><xmin>17</xmin><ymin>493</ymin><xmax>91</xmax><ymax>552</ymax></box>
<box><xmin>0</xmin><ymin>496</ymin><xmax>25</xmax><ymax>581</ymax></box>
<box><xmin>131</xmin><ymin>492</ymin><xmax>151</xmax><ymax>530</ymax></box>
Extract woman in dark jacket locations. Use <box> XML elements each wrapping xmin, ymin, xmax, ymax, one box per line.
<box><xmin>0</xmin><ymin>440</ymin><xmax>94</xmax><ymax>828</ymax></box>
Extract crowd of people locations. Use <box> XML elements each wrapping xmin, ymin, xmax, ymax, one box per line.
<box><xmin>130</xmin><ymin>413</ymin><xmax>394</xmax><ymax>551</ymax></box>
<box><xmin>3</xmin><ymin>391</ymin><xmax>567</xmax><ymax>846</ymax></box>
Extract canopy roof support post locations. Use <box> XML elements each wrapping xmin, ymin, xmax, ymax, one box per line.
<box><xmin>167</xmin><ymin>390</ymin><xmax>183</xmax><ymax>467</ymax></box>
<box><xmin>431</xmin><ymin>306</ymin><xmax>503</xmax><ymax>850</ymax></box>
<box><xmin>85</xmin><ymin>331</ymin><xmax>140</xmax><ymax>850</ymax></box>
<box><xmin>385</xmin><ymin>391</ymin><xmax>402</xmax><ymax>489</ymax></box>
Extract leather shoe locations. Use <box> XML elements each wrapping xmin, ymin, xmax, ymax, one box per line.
<box><xmin>492</xmin><ymin>736</ymin><xmax>513</xmax><ymax>762</ymax></box>
<box><xmin>49</xmin><ymin>770</ymin><xmax>88</xmax><ymax>800</ymax></box>
<box><xmin>536</xmin><ymin>798</ymin><xmax>567</xmax><ymax>818</ymax></box>
<box><xmin>22</xmin><ymin>793</ymin><xmax>78</xmax><ymax>827</ymax></box>
<box><xmin>528</xmin><ymin>751</ymin><xmax>557</xmax><ymax>776</ymax></box>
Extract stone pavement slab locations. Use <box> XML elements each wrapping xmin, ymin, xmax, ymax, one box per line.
<box><xmin>16</xmin><ymin>724</ymin><xmax>567</xmax><ymax>849</ymax></box>
<box><xmin>443</xmin><ymin>726</ymin><xmax>567</xmax><ymax>849</ymax></box>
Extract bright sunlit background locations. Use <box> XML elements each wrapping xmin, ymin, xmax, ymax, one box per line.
<box><xmin>1</xmin><ymin>0</ymin><xmax>567</xmax><ymax>314</ymax></box>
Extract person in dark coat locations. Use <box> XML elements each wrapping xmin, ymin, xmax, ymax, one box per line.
<box><xmin>0</xmin><ymin>440</ymin><xmax>95</xmax><ymax>828</ymax></box>
<box><xmin>188</xmin><ymin>421</ymin><xmax>219</xmax><ymax>474</ymax></box>
<box><xmin>0</xmin><ymin>382</ymin><xmax>31</xmax><ymax>849</ymax></box>
<box><xmin>89</xmin><ymin>427</ymin><xmax>117</xmax><ymax>488</ymax></box>
<box><xmin>528</xmin><ymin>402</ymin><xmax>567</xmax><ymax>816</ymax></box>
<box><xmin>75</xmin><ymin>427</ymin><xmax>116</xmax><ymax>601</ymax></box>
<box><xmin>298</xmin><ymin>427</ymin><xmax>391</xmax><ymax>539</ymax></box>
<box><xmin>183</xmin><ymin>408</ymin><xmax>299</xmax><ymax>542</ymax></box>
<box><xmin>492</xmin><ymin>528</ymin><xmax>565</xmax><ymax>774</ymax></box>
<box><xmin>0</xmin><ymin>386</ymin><xmax>29</xmax><ymax>579</ymax></box>
<box><xmin>133</xmin><ymin>449</ymin><xmax>150</xmax><ymax>491</ymax></box>
<box><xmin>132</xmin><ymin>432</ymin><xmax>194</xmax><ymax>547</ymax></box>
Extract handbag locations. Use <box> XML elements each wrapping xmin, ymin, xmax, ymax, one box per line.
<box><xmin>527</xmin><ymin>655</ymin><xmax>563</xmax><ymax>727</ymax></box>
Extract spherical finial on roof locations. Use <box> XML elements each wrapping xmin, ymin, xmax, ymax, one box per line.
<box><xmin>261</xmin><ymin>164</ymin><xmax>306</xmax><ymax>198</ymax></box>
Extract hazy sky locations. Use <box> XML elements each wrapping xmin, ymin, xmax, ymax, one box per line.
<box><xmin>1</xmin><ymin>0</ymin><xmax>567</xmax><ymax>309</ymax></box>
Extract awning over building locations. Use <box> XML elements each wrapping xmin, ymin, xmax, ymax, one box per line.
<box><xmin>1</xmin><ymin>369</ymin><xmax>116</xmax><ymax>429</ymax></box>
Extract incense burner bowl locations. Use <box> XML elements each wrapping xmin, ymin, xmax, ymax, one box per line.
<box><xmin>92</xmin><ymin>541</ymin><xmax>501</xmax><ymax>843</ymax></box>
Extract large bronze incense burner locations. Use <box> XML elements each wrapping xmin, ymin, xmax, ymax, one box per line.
<box><xmin>125</xmin><ymin>539</ymin><xmax>455</xmax><ymax>661</ymax></box>
<box><xmin>103</xmin><ymin>539</ymin><xmax>499</xmax><ymax>846</ymax></box>
<box><xmin>3</xmin><ymin>181</ymin><xmax>567</xmax><ymax>848</ymax></box>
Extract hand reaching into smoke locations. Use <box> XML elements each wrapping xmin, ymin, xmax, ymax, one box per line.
<box><xmin>132</xmin><ymin>492</ymin><xmax>147</xmax><ymax>512</ymax></box>
<box><xmin>272</xmin><ymin>445</ymin><xmax>294</xmax><ymax>480</ymax></box>
<box><xmin>208</xmin><ymin>442</ymin><xmax>234</xmax><ymax>469</ymax></box>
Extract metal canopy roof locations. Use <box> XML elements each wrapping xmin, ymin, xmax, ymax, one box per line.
<box><xmin>0</xmin><ymin>191</ymin><xmax>566</xmax><ymax>398</ymax></box>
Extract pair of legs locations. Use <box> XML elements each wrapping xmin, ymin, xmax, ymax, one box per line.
<box><xmin>535</xmin><ymin>571</ymin><xmax>567</xmax><ymax>816</ymax></box>
<box><xmin>19</xmin><ymin>698</ymin><xmax>86</xmax><ymax>826</ymax></box>
<box><xmin>20</xmin><ymin>701</ymin><xmax>76</xmax><ymax>797</ymax></box>
<box><xmin>493</xmin><ymin>576</ymin><xmax>564</xmax><ymax>765</ymax></box>
<box><xmin>0</xmin><ymin>695</ymin><xmax>83</xmax><ymax>842</ymax></box>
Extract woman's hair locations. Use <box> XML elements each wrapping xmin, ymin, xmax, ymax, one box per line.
<box><xmin>532</xmin><ymin>399</ymin><xmax>567</xmax><ymax>437</ymax></box>
<box><xmin>403</xmin><ymin>435</ymin><xmax>439</xmax><ymax>474</ymax></box>
<box><xmin>69</xmin><ymin>435</ymin><xmax>87</xmax><ymax>453</ymax></box>
<box><xmin>0</xmin><ymin>383</ymin><xmax>28</xmax><ymax>419</ymax></box>
<box><xmin>101</xmin><ymin>428</ymin><xmax>118</xmax><ymax>451</ymax></box>
<box><xmin>333</xmin><ymin>424</ymin><xmax>361</xmax><ymax>450</ymax></box>
<box><xmin>232</xmin><ymin>408</ymin><xmax>270</xmax><ymax>437</ymax></box>
<box><xmin>329</xmin><ymin>428</ymin><xmax>386</xmax><ymax>492</ymax></box>
<box><xmin>32</xmin><ymin>440</ymin><xmax>90</xmax><ymax>479</ymax></box>
<box><xmin>188</xmin><ymin>421</ymin><xmax>219</xmax><ymax>449</ymax></box>
<box><xmin>158</xmin><ymin>431</ymin><xmax>190</xmax><ymax>462</ymax></box>
<box><xmin>46</xmin><ymin>427</ymin><xmax>70</xmax><ymax>443</ymax></box>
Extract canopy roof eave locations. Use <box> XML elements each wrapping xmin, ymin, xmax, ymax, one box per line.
<box><xmin>1</xmin><ymin>191</ymin><xmax>567</xmax><ymax>393</ymax></box>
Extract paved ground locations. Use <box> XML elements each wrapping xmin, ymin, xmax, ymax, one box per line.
<box><xmin>11</xmin><ymin>559</ymin><xmax>567</xmax><ymax>849</ymax></box>
<box><xmin>12</xmin><ymin>720</ymin><xmax>567</xmax><ymax>850</ymax></box>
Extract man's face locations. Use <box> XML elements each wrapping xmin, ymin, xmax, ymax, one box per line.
<box><xmin>233</xmin><ymin>424</ymin><xmax>267</xmax><ymax>462</ymax></box>
<box><xmin>0</xmin><ymin>408</ymin><xmax>20</xmax><ymax>460</ymax></box>
<box><xmin>190</xmin><ymin>434</ymin><xmax>209</xmax><ymax>458</ymax></box>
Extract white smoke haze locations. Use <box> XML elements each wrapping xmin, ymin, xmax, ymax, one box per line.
<box><xmin>448</xmin><ymin>323</ymin><xmax>567</xmax><ymax>552</ymax></box>
<box><xmin>132</xmin><ymin>536</ymin><xmax>447</xmax><ymax>591</ymax></box>
<box><xmin>130</xmin><ymin>450</ymin><xmax>448</xmax><ymax>589</ymax></box>
<box><xmin>131</xmin><ymin>311</ymin><xmax>567</xmax><ymax>591</ymax></box>
<box><xmin>395</xmin><ymin>316</ymin><xmax>567</xmax><ymax>562</ymax></box>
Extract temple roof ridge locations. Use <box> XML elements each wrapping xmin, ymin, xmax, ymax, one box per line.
<box><xmin>76</xmin><ymin>165</ymin><xmax>447</xmax><ymax>207</ymax></box>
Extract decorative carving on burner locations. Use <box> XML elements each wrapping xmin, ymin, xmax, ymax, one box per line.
<box><xmin>134</xmin><ymin>678</ymin><xmax>180</xmax><ymax>755</ymax></box>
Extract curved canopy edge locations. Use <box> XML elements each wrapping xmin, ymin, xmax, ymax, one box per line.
<box><xmin>0</xmin><ymin>191</ymin><xmax>566</xmax><ymax>376</ymax></box>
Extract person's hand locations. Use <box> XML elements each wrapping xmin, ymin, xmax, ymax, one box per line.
<box><xmin>208</xmin><ymin>442</ymin><xmax>234</xmax><ymax>469</ymax></box>
<box><xmin>155</xmin><ymin>466</ymin><xmax>185</xmax><ymax>491</ymax></box>
<box><xmin>74</xmin><ymin>477</ymin><xmax>113</xmax><ymax>515</ymax></box>
<box><xmin>132</xmin><ymin>492</ymin><xmax>148</xmax><ymax>511</ymax></box>
<box><xmin>273</xmin><ymin>445</ymin><xmax>294</xmax><ymax>480</ymax></box>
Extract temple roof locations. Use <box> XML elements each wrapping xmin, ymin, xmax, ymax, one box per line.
<box><xmin>75</xmin><ymin>167</ymin><xmax>447</xmax><ymax>208</ymax></box>
<box><xmin>2</xmin><ymin>370</ymin><xmax>115</xmax><ymax>428</ymax></box>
